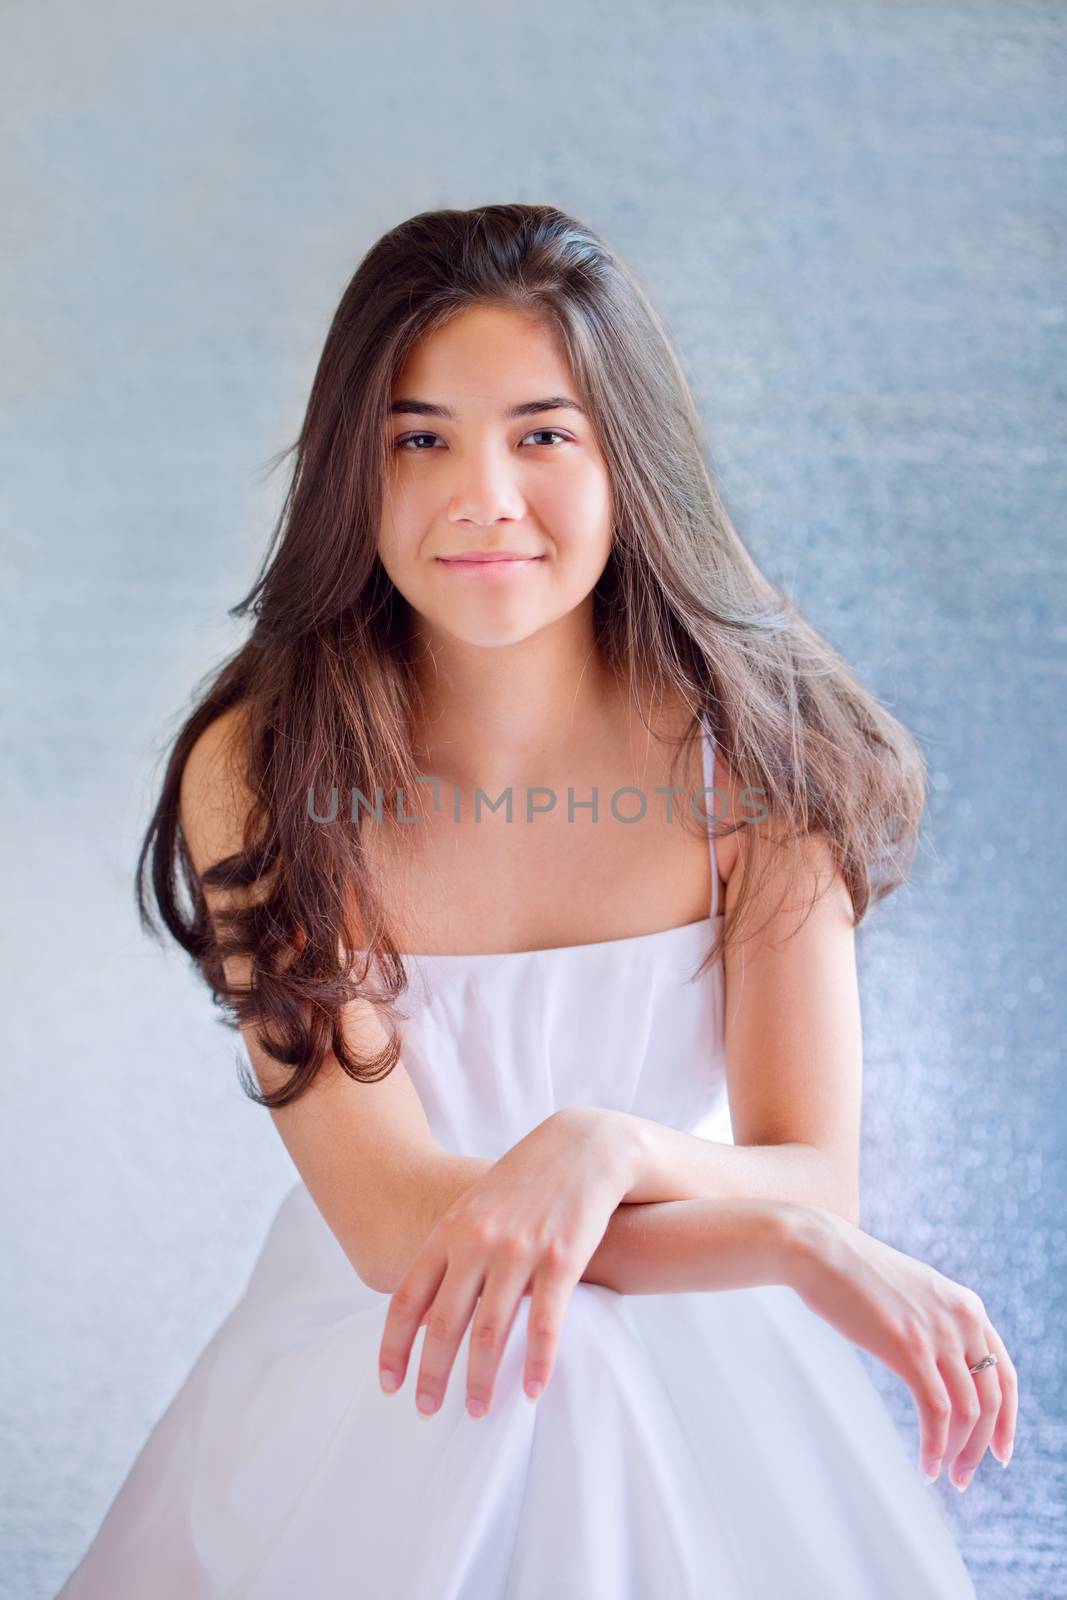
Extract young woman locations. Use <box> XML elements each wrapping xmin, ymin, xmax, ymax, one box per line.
<box><xmin>58</xmin><ymin>203</ymin><xmax>1014</xmax><ymax>1598</ymax></box>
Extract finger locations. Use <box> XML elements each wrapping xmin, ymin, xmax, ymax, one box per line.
<box><xmin>378</xmin><ymin>1248</ymin><xmax>448</xmax><ymax>1395</ymax></box>
<box><xmin>935</xmin><ymin>1343</ymin><xmax>983</xmax><ymax>1485</ymax></box>
<box><xmin>413</xmin><ymin>1260</ymin><xmax>485</xmax><ymax>1417</ymax></box>
<box><xmin>985</xmin><ymin>1323</ymin><xmax>1018</xmax><ymax>1467</ymax></box>
<box><xmin>908</xmin><ymin>1352</ymin><xmax>954</xmax><ymax>1481</ymax></box>
<box><xmin>523</xmin><ymin>1254</ymin><xmax>580</xmax><ymax>1401</ymax></box>
<box><xmin>947</xmin><ymin>1348</ymin><xmax>1002</xmax><ymax>1491</ymax></box>
<box><xmin>465</xmin><ymin>1259</ymin><xmax>532</xmax><ymax>1418</ymax></box>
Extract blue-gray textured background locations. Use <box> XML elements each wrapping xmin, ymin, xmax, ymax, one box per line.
<box><xmin>4</xmin><ymin>2</ymin><xmax>1064</xmax><ymax>1596</ymax></box>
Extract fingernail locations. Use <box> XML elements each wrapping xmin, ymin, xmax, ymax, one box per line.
<box><xmin>467</xmin><ymin>1398</ymin><xmax>486</xmax><ymax>1418</ymax></box>
<box><xmin>416</xmin><ymin>1392</ymin><xmax>438</xmax><ymax>1415</ymax></box>
<box><xmin>379</xmin><ymin>1369</ymin><xmax>398</xmax><ymax>1393</ymax></box>
<box><xmin>524</xmin><ymin>1380</ymin><xmax>543</xmax><ymax>1401</ymax></box>
<box><xmin>923</xmin><ymin>1469</ymin><xmax>938</xmax><ymax>1484</ymax></box>
<box><xmin>953</xmin><ymin>1469</ymin><xmax>974</xmax><ymax>1492</ymax></box>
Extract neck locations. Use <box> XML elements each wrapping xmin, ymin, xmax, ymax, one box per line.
<box><xmin>405</xmin><ymin>615</ymin><xmax>636</xmax><ymax>793</ymax></box>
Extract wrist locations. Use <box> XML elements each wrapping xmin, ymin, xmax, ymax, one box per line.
<box><xmin>608</xmin><ymin>1108</ymin><xmax>652</xmax><ymax>1198</ymax></box>
<box><xmin>555</xmin><ymin>1105</ymin><xmax>647</xmax><ymax>1196</ymax></box>
<box><xmin>775</xmin><ymin>1201</ymin><xmax>841</xmax><ymax>1295</ymax></box>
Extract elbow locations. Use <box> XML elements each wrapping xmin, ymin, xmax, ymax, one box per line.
<box><xmin>354</xmin><ymin>1238</ymin><xmax>404</xmax><ymax>1296</ymax></box>
<box><xmin>361</xmin><ymin>1264</ymin><xmax>398</xmax><ymax>1296</ymax></box>
<box><xmin>356</xmin><ymin>1215</ymin><xmax>426</xmax><ymax>1296</ymax></box>
<box><xmin>344</xmin><ymin>1193</ymin><xmax>434</xmax><ymax>1297</ymax></box>
<box><xmin>340</xmin><ymin>1240</ymin><xmax>391</xmax><ymax>1296</ymax></box>
<box><xmin>354</xmin><ymin>1251</ymin><xmax>402</xmax><ymax>1297</ymax></box>
<box><xmin>337</xmin><ymin>1223</ymin><xmax>404</xmax><ymax>1297</ymax></box>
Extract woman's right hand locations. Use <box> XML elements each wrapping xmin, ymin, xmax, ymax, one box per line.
<box><xmin>786</xmin><ymin>1206</ymin><xmax>1018</xmax><ymax>1490</ymax></box>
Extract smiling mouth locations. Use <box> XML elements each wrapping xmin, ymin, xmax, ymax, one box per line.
<box><xmin>436</xmin><ymin>555</ymin><xmax>545</xmax><ymax>568</ymax></box>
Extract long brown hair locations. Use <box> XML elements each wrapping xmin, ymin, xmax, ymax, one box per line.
<box><xmin>136</xmin><ymin>202</ymin><xmax>927</xmax><ymax>1109</ymax></box>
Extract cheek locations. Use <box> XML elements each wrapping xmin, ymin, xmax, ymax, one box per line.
<box><xmin>537</xmin><ymin>464</ymin><xmax>613</xmax><ymax>550</ymax></box>
<box><xmin>377</xmin><ymin>490</ymin><xmax>426</xmax><ymax>569</ymax></box>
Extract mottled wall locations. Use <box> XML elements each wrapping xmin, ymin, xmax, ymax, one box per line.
<box><xmin>4</xmin><ymin>2</ymin><xmax>1063</xmax><ymax>1596</ymax></box>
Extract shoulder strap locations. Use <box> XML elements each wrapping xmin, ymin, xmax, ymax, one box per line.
<box><xmin>699</xmin><ymin>718</ymin><xmax>721</xmax><ymax>918</ymax></box>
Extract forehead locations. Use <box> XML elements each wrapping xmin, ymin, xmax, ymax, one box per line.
<box><xmin>391</xmin><ymin>306</ymin><xmax>574</xmax><ymax>396</ymax></box>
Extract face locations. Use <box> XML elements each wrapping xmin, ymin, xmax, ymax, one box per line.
<box><xmin>377</xmin><ymin>305</ymin><xmax>614</xmax><ymax>650</ymax></box>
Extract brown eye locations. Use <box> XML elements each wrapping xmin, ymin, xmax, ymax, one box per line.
<box><xmin>393</xmin><ymin>429</ymin><xmax>572</xmax><ymax>452</ymax></box>
<box><xmin>393</xmin><ymin>432</ymin><xmax>440</xmax><ymax>451</ymax></box>
<box><xmin>523</xmin><ymin>429</ymin><xmax>571</xmax><ymax>447</ymax></box>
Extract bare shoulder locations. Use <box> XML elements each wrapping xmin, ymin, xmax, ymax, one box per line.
<box><xmin>710</xmin><ymin>744</ymin><xmax>747</xmax><ymax>888</ymax></box>
<box><xmin>179</xmin><ymin>701</ymin><xmax>371</xmax><ymax>956</ymax></box>
<box><xmin>709</xmin><ymin>744</ymin><xmax>844</xmax><ymax>903</ymax></box>
<box><xmin>179</xmin><ymin>703</ymin><xmax>256</xmax><ymax>881</ymax></box>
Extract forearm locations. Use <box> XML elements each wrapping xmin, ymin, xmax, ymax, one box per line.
<box><xmin>579</xmin><ymin>1195</ymin><xmax>820</xmax><ymax>1295</ymax></box>
<box><xmin>366</xmin><ymin>1125</ymin><xmax>838</xmax><ymax>1298</ymax></box>
<box><xmin>610</xmin><ymin>1112</ymin><xmax>859</xmax><ymax>1226</ymax></box>
<box><xmin>365</xmin><ymin>1151</ymin><xmax>495</xmax><ymax>1293</ymax></box>
<box><xmin>375</xmin><ymin>1162</ymin><xmax>819</xmax><ymax>1301</ymax></box>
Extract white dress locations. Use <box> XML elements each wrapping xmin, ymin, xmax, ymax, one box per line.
<box><xmin>58</xmin><ymin>722</ymin><xmax>977</xmax><ymax>1599</ymax></box>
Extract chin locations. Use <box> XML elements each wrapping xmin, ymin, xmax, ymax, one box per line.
<box><xmin>427</xmin><ymin>606</ymin><xmax>556</xmax><ymax>649</ymax></box>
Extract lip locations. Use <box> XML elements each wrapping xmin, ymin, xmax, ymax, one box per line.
<box><xmin>436</xmin><ymin>554</ymin><xmax>545</xmax><ymax>575</ymax></box>
<box><xmin>437</xmin><ymin>552</ymin><xmax>544</xmax><ymax>564</ymax></box>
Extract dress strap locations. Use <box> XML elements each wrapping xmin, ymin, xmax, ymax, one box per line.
<box><xmin>699</xmin><ymin>717</ymin><xmax>721</xmax><ymax>918</ymax></box>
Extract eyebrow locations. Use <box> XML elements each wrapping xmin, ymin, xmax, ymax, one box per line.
<box><xmin>388</xmin><ymin>395</ymin><xmax>586</xmax><ymax>420</ymax></box>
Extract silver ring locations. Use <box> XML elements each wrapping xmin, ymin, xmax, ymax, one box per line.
<box><xmin>968</xmin><ymin>1353</ymin><xmax>998</xmax><ymax>1375</ymax></box>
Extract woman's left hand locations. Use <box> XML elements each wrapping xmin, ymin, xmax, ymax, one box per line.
<box><xmin>376</xmin><ymin>1107</ymin><xmax>634</xmax><ymax>1419</ymax></box>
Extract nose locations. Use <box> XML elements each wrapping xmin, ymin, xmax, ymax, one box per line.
<box><xmin>447</xmin><ymin>445</ymin><xmax>527</xmax><ymax>526</ymax></box>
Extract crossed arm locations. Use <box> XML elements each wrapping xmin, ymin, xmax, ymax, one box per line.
<box><xmin>576</xmin><ymin>1134</ymin><xmax>852</xmax><ymax>1297</ymax></box>
<box><xmin>388</xmin><ymin>832</ymin><xmax>863</xmax><ymax>1298</ymax></box>
<box><xmin>591</xmin><ymin>831</ymin><xmax>864</xmax><ymax>1290</ymax></box>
